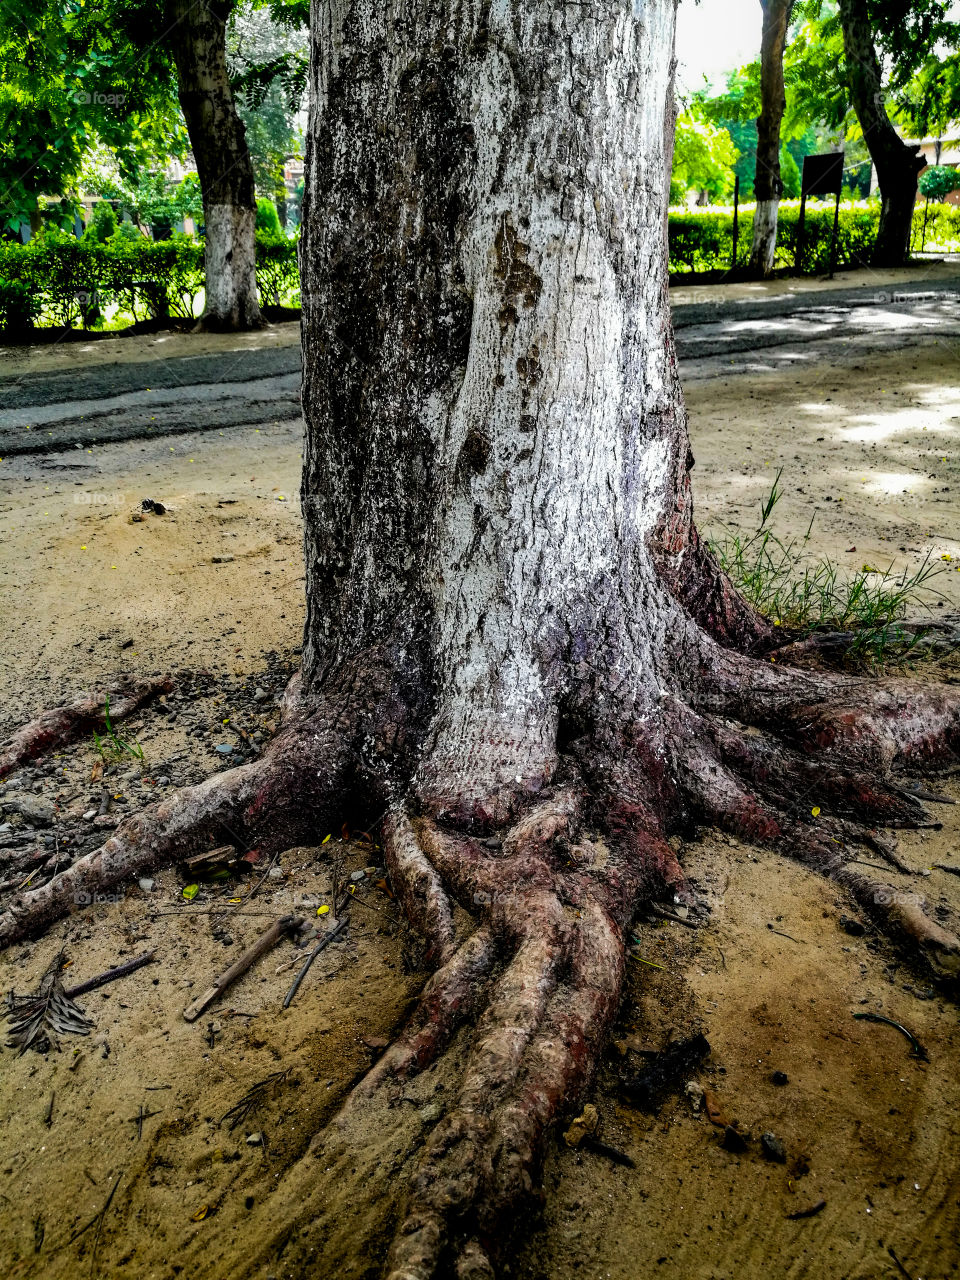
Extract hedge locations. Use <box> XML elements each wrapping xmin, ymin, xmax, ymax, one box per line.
<box><xmin>2</xmin><ymin>201</ymin><xmax>957</xmax><ymax>332</ymax></box>
<box><xmin>668</xmin><ymin>199</ymin><xmax>960</xmax><ymax>274</ymax></box>
<box><xmin>0</xmin><ymin>231</ymin><xmax>299</xmax><ymax>332</ymax></box>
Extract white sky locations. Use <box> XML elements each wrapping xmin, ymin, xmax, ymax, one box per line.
<box><xmin>675</xmin><ymin>0</ymin><xmax>762</xmax><ymax>96</ymax></box>
<box><xmin>675</xmin><ymin>0</ymin><xmax>960</xmax><ymax>97</ymax></box>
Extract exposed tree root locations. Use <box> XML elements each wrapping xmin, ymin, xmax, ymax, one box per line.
<box><xmin>0</xmin><ymin>675</ymin><xmax>174</xmax><ymax>780</ymax></box>
<box><xmin>1</xmin><ymin>653</ymin><xmax>959</xmax><ymax>1278</ymax></box>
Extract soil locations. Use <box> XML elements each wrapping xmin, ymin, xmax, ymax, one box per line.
<box><xmin>0</xmin><ymin>322</ymin><xmax>959</xmax><ymax>1280</ymax></box>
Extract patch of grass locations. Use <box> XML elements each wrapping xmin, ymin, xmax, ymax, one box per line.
<box><xmin>709</xmin><ymin>472</ymin><xmax>951</xmax><ymax>664</ymax></box>
<box><xmin>92</xmin><ymin>693</ymin><xmax>145</xmax><ymax>765</ymax></box>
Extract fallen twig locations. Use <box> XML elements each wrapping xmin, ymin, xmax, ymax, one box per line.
<box><xmin>934</xmin><ymin>862</ymin><xmax>960</xmax><ymax>877</ymax></box>
<box><xmin>64</xmin><ymin>951</ymin><xmax>156</xmax><ymax>999</ymax></box>
<box><xmin>852</xmin><ymin>1012</ymin><xmax>928</xmax><ymax>1061</ymax></box>
<box><xmin>786</xmin><ymin>1199</ymin><xmax>826</xmax><ymax>1220</ymax></box>
<box><xmin>183</xmin><ymin>915</ymin><xmax>303</xmax><ymax>1022</ymax></box>
<box><xmin>66</xmin><ymin>1171</ymin><xmax>122</xmax><ymax>1245</ymax></box>
<box><xmin>283</xmin><ymin>916</ymin><xmax>350</xmax><ymax>1009</ymax></box>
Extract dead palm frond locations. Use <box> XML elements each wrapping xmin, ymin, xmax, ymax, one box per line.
<box><xmin>5</xmin><ymin>950</ymin><xmax>93</xmax><ymax>1054</ymax></box>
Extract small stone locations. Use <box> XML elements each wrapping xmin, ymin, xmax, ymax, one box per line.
<box><xmin>564</xmin><ymin>1104</ymin><xmax>600</xmax><ymax>1150</ymax></box>
<box><xmin>721</xmin><ymin>1125</ymin><xmax>748</xmax><ymax>1153</ymax></box>
<box><xmin>253</xmin><ymin>687</ymin><xmax>268</xmax><ymax>701</ymax></box>
<box><xmin>267</xmin><ymin>866</ymin><xmax>284</xmax><ymax>879</ymax></box>
<box><xmin>3</xmin><ymin>794</ymin><xmax>55</xmax><ymax>826</ymax></box>
<box><xmin>771</xmin><ymin>1071</ymin><xmax>789</xmax><ymax>1086</ymax></box>
<box><xmin>138</xmin><ymin>878</ymin><xmax>155</xmax><ymax>893</ymax></box>
<box><xmin>684</xmin><ymin>1081</ymin><xmax>704</xmax><ymax>1112</ymax></box>
<box><xmin>349</xmin><ymin>870</ymin><xmax>366</xmax><ymax>882</ymax></box>
<box><xmin>760</xmin><ymin>1131</ymin><xmax>787</xmax><ymax>1163</ymax></box>
<box><xmin>246</xmin><ymin>1133</ymin><xmax>263</xmax><ymax>1146</ymax></box>
<box><xmin>215</xmin><ymin>744</ymin><xmax>234</xmax><ymax>755</ymax></box>
<box><xmin>83</xmin><ymin>808</ymin><xmax>97</xmax><ymax>821</ymax></box>
<box><xmin>212</xmin><ymin>554</ymin><xmax>235</xmax><ymax>564</ymax></box>
<box><xmin>157</xmin><ymin>777</ymin><xmax>170</xmax><ymax>786</ymax></box>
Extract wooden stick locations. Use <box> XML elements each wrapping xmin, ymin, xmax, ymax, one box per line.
<box><xmin>183</xmin><ymin>915</ymin><xmax>302</xmax><ymax>1022</ymax></box>
<box><xmin>64</xmin><ymin>951</ymin><xmax>156</xmax><ymax>999</ymax></box>
<box><xmin>282</xmin><ymin>916</ymin><xmax>349</xmax><ymax>1009</ymax></box>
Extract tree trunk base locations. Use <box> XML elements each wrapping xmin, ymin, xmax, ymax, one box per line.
<box><xmin>1</xmin><ymin>654</ymin><xmax>958</xmax><ymax>1276</ymax></box>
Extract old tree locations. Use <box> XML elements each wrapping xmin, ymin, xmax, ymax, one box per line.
<box><xmin>3</xmin><ymin>1</ymin><xmax>960</xmax><ymax>1275</ymax></box>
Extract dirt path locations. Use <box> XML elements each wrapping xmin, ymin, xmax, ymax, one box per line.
<box><xmin>0</xmin><ymin>336</ymin><xmax>958</xmax><ymax>1280</ymax></box>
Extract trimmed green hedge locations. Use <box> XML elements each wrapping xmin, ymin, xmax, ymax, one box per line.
<box><xmin>2</xmin><ymin>201</ymin><xmax>956</xmax><ymax>332</ymax></box>
<box><xmin>0</xmin><ymin>231</ymin><xmax>299</xmax><ymax>331</ymax></box>
<box><xmin>668</xmin><ymin>199</ymin><xmax>960</xmax><ymax>274</ymax></box>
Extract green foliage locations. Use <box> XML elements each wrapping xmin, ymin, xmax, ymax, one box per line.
<box><xmin>0</xmin><ymin>0</ymin><xmax>184</xmax><ymax>232</ymax></box>
<box><xmin>256</xmin><ymin>198</ymin><xmax>282</xmax><ymax>235</ymax></box>
<box><xmin>665</xmin><ymin>200</ymin><xmax>960</xmax><ymax>274</ymax></box>
<box><xmin>670</xmin><ymin>104</ymin><xmax>739</xmax><ymax>203</ymax></box>
<box><xmin>0</xmin><ymin>277</ymin><xmax>41</xmax><ymax>331</ymax></box>
<box><xmin>85</xmin><ymin>200</ymin><xmax>118</xmax><ymax>242</ymax></box>
<box><xmin>255</xmin><ymin>230</ymin><xmax>299</xmax><ymax>305</ymax></box>
<box><xmin>709</xmin><ymin>475</ymin><xmax>949</xmax><ymax>665</ymax></box>
<box><xmin>0</xmin><ymin>230</ymin><xmax>300</xmax><ymax>331</ymax></box>
<box><xmin>918</xmin><ymin>165</ymin><xmax>960</xmax><ymax>202</ymax></box>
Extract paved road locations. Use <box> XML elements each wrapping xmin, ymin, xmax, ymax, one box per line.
<box><xmin>1</xmin><ymin>278</ymin><xmax>957</xmax><ymax>457</ymax></box>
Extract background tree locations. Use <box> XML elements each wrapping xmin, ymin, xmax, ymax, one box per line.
<box><xmin>670</xmin><ymin>102</ymin><xmax>739</xmax><ymax>203</ymax></box>
<box><xmin>2</xmin><ymin>2</ymin><xmax>959</xmax><ymax>1275</ymax></box>
<box><xmin>790</xmin><ymin>0</ymin><xmax>960</xmax><ymax>265</ymax></box>
<box><xmin>919</xmin><ymin>164</ymin><xmax>960</xmax><ymax>202</ymax></box>
<box><xmin>750</xmin><ymin>0</ymin><xmax>795</xmax><ymax>275</ymax></box>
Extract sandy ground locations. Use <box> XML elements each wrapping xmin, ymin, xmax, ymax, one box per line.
<box><xmin>0</xmin><ymin>331</ymin><xmax>959</xmax><ymax>1280</ymax></box>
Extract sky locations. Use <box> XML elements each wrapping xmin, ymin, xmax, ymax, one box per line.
<box><xmin>675</xmin><ymin>0</ymin><xmax>960</xmax><ymax>98</ymax></box>
<box><xmin>674</xmin><ymin>0</ymin><xmax>762</xmax><ymax>96</ymax></box>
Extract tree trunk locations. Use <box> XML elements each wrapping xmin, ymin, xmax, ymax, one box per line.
<box><xmin>749</xmin><ymin>0</ymin><xmax>793</xmax><ymax>277</ymax></box>
<box><xmin>168</xmin><ymin>0</ymin><xmax>262</xmax><ymax>330</ymax></box>
<box><xmin>300</xmin><ymin>0</ymin><xmax>700</xmax><ymax>808</ymax></box>
<box><xmin>838</xmin><ymin>0</ymin><xmax>923</xmax><ymax>268</ymax></box>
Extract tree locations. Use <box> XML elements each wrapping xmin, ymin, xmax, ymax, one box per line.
<box><xmin>919</xmin><ymin>163</ymin><xmax>960</xmax><ymax>202</ymax></box>
<box><xmin>750</xmin><ymin>0</ymin><xmax>795</xmax><ymax>275</ymax></box>
<box><xmin>0</xmin><ymin>0</ymin><xmax>182</xmax><ymax>234</ymax></box>
<box><xmin>837</xmin><ymin>0</ymin><xmax>925</xmax><ymax>265</ymax></box>
<box><xmin>165</xmin><ymin>0</ymin><xmax>263</xmax><ymax>328</ymax></box>
<box><xmin>670</xmin><ymin>103</ymin><xmax>739</xmax><ymax>203</ymax></box>
<box><xmin>2</xmin><ymin>2</ymin><xmax>958</xmax><ymax>1275</ymax></box>
<box><xmin>790</xmin><ymin>0</ymin><xmax>960</xmax><ymax>266</ymax></box>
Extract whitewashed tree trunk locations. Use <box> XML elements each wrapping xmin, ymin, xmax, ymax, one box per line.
<box><xmin>169</xmin><ymin>0</ymin><xmax>263</xmax><ymax>330</ymax></box>
<box><xmin>298</xmin><ymin>0</ymin><xmax>763</xmax><ymax>817</ymax></box>
<box><xmin>749</xmin><ymin>0</ymin><xmax>793</xmax><ymax>277</ymax></box>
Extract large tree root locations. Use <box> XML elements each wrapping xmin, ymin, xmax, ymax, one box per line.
<box><xmin>0</xmin><ymin>675</ymin><xmax>174</xmax><ymax>780</ymax></box>
<box><xmin>1</xmin><ymin>656</ymin><xmax>958</xmax><ymax>1278</ymax></box>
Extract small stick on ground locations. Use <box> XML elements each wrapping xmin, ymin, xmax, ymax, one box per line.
<box><xmin>786</xmin><ymin>1199</ymin><xmax>826</xmax><ymax>1220</ymax></box>
<box><xmin>43</xmin><ymin>1092</ymin><xmax>55</xmax><ymax>1127</ymax></box>
<box><xmin>283</xmin><ymin>916</ymin><xmax>350</xmax><ymax>1009</ymax></box>
<box><xmin>934</xmin><ymin>862</ymin><xmax>960</xmax><ymax>877</ymax></box>
<box><xmin>183</xmin><ymin>915</ymin><xmax>303</xmax><ymax>1022</ymax></box>
<box><xmin>64</xmin><ymin>951</ymin><xmax>156</xmax><ymax>1000</ymax></box>
<box><xmin>66</xmin><ymin>1171</ymin><xmax>122</xmax><ymax>1245</ymax></box>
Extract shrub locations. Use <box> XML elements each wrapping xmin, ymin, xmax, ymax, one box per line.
<box><xmin>255</xmin><ymin>231</ymin><xmax>298</xmax><ymax>306</ymax></box>
<box><xmin>85</xmin><ymin>202</ymin><xmax>118</xmax><ymax>243</ymax></box>
<box><xmin>0</xmin><ymin>230</ymin><xmax>300</xmax><ymax>332</ymax></box>
<box><xmin>0</xmin><ymin>277</ymin><xmax>41</xmax><ymax>331</ymax></box>
<box><xmin>667</xmin><ymin>199</ymin><xmax>960</xmax><ymax>274</ymax></box>
<box><xmin>256</xmin><ymin>198</ymin><xmax>282</xmax><ymax>236</ymax></box>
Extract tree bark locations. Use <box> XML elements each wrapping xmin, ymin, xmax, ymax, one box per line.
<box><xmin>838</xmin><ymin>0</ymin><xmax>924</xmax><ymax>267</ymax></box>
<box><xmin>168</xmin><ymin>0</ymin><xmax>263</xmax><ymax>330</ymax></box>
<box><xmin>300</xmin><ymin>0</ymin><xmax>700</xmax><ymax>813</ymax></box>
<box><xmin>749</xmin><ymin>0</ymin><xmax>793</xmax><ymax>277</ymax></box>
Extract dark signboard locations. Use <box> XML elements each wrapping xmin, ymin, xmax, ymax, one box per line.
<box><xmin>801</xmin><ymin>152</ymin><xmax>844</xmax><ymax>198</ymax></box>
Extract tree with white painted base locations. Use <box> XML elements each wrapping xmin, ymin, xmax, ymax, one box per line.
<box><xmin>2</xmin><ymin>2</ymin><xmax>959</xmax><ymax>1275</ymax></box>
<box><xmin>749</xmin><ymin>0</ymin><xmax>794</xmax><ymax>276</ymax></box>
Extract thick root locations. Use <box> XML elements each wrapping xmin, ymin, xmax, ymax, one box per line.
<box><xmin>0</xmin><ymin>674</ymin><xmax>173</xmax><ymax>780</ymax></box>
